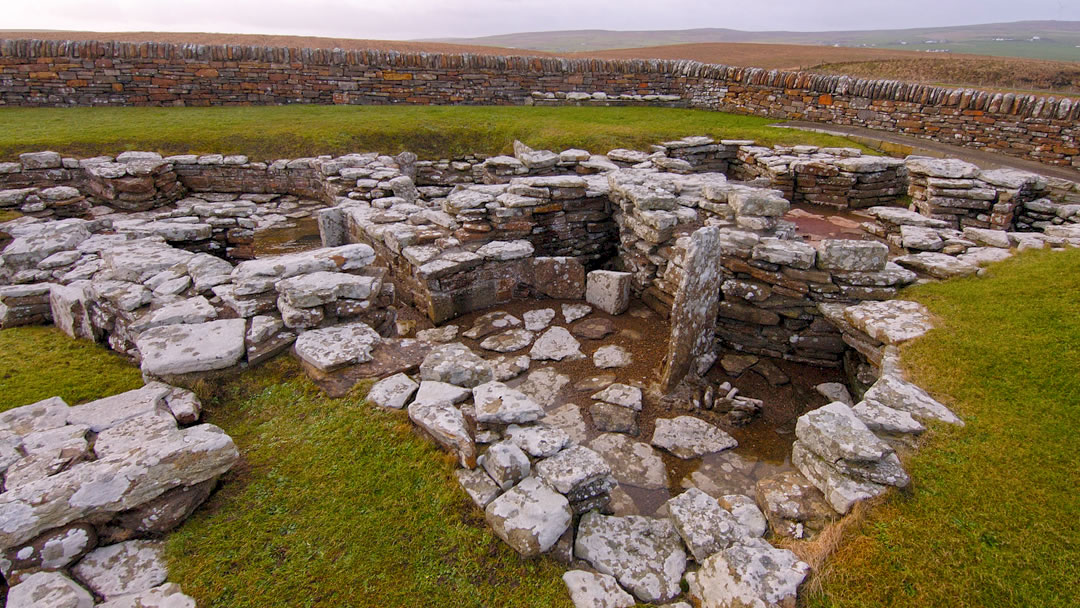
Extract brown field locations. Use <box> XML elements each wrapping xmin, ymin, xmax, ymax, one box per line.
<box><xmin>3</xmin><ymin>30</ymin><xmax>1078</xmax><ymax>95</ymax></box>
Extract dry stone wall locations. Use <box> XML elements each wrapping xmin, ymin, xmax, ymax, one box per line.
<box><xmin>1</xmin><ymin>39</ymin><xmax>1078</xmax><ymax>171</ymax></box>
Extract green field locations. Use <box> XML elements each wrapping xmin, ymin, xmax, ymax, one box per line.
<box><xmin>809</xmin><ymin>247</ymin><xmax>1080</xmax><ymax>608</ymax></box>
<box><xmin>0</xmin><ymin>105</ymin><xmax>864</xmax><ymax>161</ymax></box>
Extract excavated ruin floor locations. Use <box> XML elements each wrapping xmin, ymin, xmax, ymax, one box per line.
<box><xmin>408</xmin><ymin>296</ymin><xmax>845</xmax><ymax>517</ymax></box>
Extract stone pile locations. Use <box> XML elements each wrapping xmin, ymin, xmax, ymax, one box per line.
<box><xmin>905</xmin><ymin>156</ymin><xmax>1048</xmax><ymax>230</ymax></box>
<box><xmin>1016</xmin><ymin>197</ymin><xmax>1080</xmax><ymax>232</ymax></box>
<box><xmin>0</xmin><ymin>384</ymin><xmax>238</xmax><ymax>607</ymax></box>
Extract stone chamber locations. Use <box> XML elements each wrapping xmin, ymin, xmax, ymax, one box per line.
<box><xmin>1</xmin><ymin>135</ymin><xmax>1079</xmax><ymax>607</ymax></box>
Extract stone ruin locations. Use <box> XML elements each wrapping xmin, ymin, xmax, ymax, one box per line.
<box><xmin>1</xmin><ymin>136</ymin><xmax>1078</xmax><ymax>608</ymax></box>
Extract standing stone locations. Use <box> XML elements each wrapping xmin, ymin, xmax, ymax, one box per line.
<box><xmin>49</xmin><ymin>282</ymin><xmax>98</xmax><ymax>341</ymax></box>
<box><xmin>317</xmin><ymin>207</ymin><xmax>347</xmax><ymax>247</ymax></box>
<box><xmin>484</xmin><ymin>477</ymin><xmax>571</xmax><ymax>557</ymax></box>
<box><xmin>660</xmin><ymin>226</ymin><xmax>724</xmax><ymax>392</ymax></box>
<box><xmin>586</xmin><ymin>271</ymin><xmax>632</xmax><ymax>315</ymax></box>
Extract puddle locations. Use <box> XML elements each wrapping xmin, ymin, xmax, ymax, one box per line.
<box><xmin>446</xmin><ymin>297</ymin><xmax>844</xmax><ymax>516</ymax></box>
<box><xmin>253</xmin><ymin>216</ymin><xmax>323</xmax><ymax>256</ymax></box>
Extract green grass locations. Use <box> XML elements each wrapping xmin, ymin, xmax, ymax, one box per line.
<box><xmin>0</xmin><ymin>105</ymin><xmax>864</xmax><ymax>161</ymax></box>
<box><xmin>0</xmin><ymin>209</ymin><xmax>21</xmax><ymax>223</ymax></box>
<box><xmin>809</xmin><ymin>247</ymin><xmax>1080</xmax><ymax>608</ymax></box>
<box><xmin>165</xmin><ymin>358</ymin><xmax>570</xmax><ymax>608</ymax></box>
<box><xmin>0</xmin><ymin>326</ymin><xmax>143</xmax><ymax>410</ymax></box>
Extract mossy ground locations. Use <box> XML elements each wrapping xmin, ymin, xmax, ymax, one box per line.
<box><xmin>0</xmin><ymin>105</ymin><xmax>865</xmax><ymax>160</ymax></box>
<box><xmin>808</xmin><ymin>247</ymin><xmax>1080</xmax><ymax>608</ymax></box>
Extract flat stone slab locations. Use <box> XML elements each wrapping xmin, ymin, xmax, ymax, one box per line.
<box><xmin>506</xmin><ymin>424</ymin><xmax>570</xmax><ymax>458</ymax></box>
<box><xmin>479</xmin><ymin>329</ymin><xmax>535</xmax><ymax>353</ymax></box>
<box><xmin>7</xmin><ymin>571</ymin><xmax>93</xmax><ymax>608</ymax></box>
<box><xmin>523</xmin><ymin>308</ymin><xmax>556</xmax><ymax>331</ymax></box>
<box><xmin>472</xmin><ymin>381</ymin><xmax>545</xmax><ymax>425</ymax></box>
<box><xmin>485</xmin><ymin>477</ymin><xmax>571</xmax><ymax>557</ymax></box>
<box><xmin>419</xmin><ymin>342</ymin><xmax>494</xmax><ymax>388</ymax></box>
<box><xmin>562</xmin><ymin>303</ymin><xmax>592</xmax><ymax>323</ymax></box>
<box><xmin>593</xmin><ymin>345</ymin><xmax>633</xmax><ymax>369</ymax></box>
<box><xmin>574</xmin><ymin>512</ymin><xmax>687</xmax><ymax>603</ymax></box>
<box><xmin>463</xmin><ymin>311</ymin><xmax>522</xmax><ymax>339</ymax></box>
<box><xmin>667</xmin><ymin>488</ymin><xmax>744</xmax><ymax>561</ymax></box>
<box><xmin>863</xmin><ymin>373</ymin><xmax>963</xmax><ymax>426</ymax></box>
<box><xmin>796</xmin><ymin>402</ymin><xmax>893</xmax><ymax>463</ymax></box>
<box><xmin>651</xmin><ymin>416</ymin><xmax>737</xmax><ymax>459</ymax></box>
<box><xmin>530</xmin><ymin>327</ymin><xmax>585</xmax><ymax>361</ymax></box>
<box><xmin>293</xmin><ymin>322</ymin><xmax>382</xmax><ymax>373</ymax></box>
<box><xmin>534</xmin><ymin>445</ymin><xmax>614</xmax><ymax>501</ymax></box>
<box><xmin>66</xmin><ymin>384</ymin><xmax>172</xmax><ymax>433</ymax></box>
<box><xmin>72</xmin><ymin>540</ymin><xmax>167</xmax><ymax>600</ymax></box>
<box><xmin>136</xmin><ymin>319</ymin><xmax>247</xmax><ymax>376</ymax></box>
<box><xmin>687</xmin><ymin>537</ymin><xmax>809</xmax><ymax>608</ymax></box>
<box><xmin>587</xmin><ymin>433</ymin><xmax>667</xmax><ymax>490</ymax></box>
<box><xmin>591</xmin><ymin>384</ymin><xmax>643</xmax><ymax>411</ymax></box>
<box><xmin>894</xmin><ymin>252</ymin><xmax>979</xmax><ymax>279</ymax></box>
<box><xmin>366</xmin><ymin>373</ymin><xmax>419</xmax><ymax>409</ymax></box>
<box><xmin>562</xmin><ymin>570</ymin><xmax>636</xmax><ymax>608</ymax></box>
<box><xmin>844</xmin><ymin>300</ymin><xmax>934</xmax><ymax>345</ymax></box>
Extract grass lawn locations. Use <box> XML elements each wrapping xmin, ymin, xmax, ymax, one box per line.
<box><xmin>0</xmin><ymin>326</ymin><xmax>143</xmax><ymax>410</ymax></box>
<box><xmin>809</xmin><ymin>247</ymin><xmax>1080</xmax><ymax>608</ymax></box>
<box><xmin>0</xmin><ymin>105</ymin><xmax>864</xmax><ymax>160</ymax></box>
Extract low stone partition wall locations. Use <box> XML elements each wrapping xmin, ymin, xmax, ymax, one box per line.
<box><xmin>330</xmin><ymin>173</ymin><xmax>616</xmax><ymax>323</ymax></box>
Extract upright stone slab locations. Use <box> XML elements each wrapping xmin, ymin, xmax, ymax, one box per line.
<box><xmin>586</xmin><ymin>271</ymin><xmax>631</xmax><ymax>315</ymax></box>
<box><xmin>661</xmin><ymin>226</ymin><xmax>723</xmax><ymax>392</ymax></box>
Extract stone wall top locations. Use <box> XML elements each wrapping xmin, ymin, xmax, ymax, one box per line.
<box><xmin>2</xmin><ymin>38</ymin><xmax>1078</xmax><ymax>122</ymax></box>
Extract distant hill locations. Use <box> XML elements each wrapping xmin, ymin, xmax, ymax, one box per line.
<box><xmin>425</xmin><ymin>21</ymin><xmax>1080</xmax><ymax>62</ymax></box>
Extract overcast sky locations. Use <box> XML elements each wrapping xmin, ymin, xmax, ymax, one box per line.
<box><xmin>5</xmin><ymin>0</ymin><xmax>1079</xmax><ymax>40</ymax></box>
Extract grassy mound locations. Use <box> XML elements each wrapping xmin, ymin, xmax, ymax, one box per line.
<box><xmin>810</xmin><ymin>247</ymin><xmax>1080</xmax><ymax>608</ymax></box>
<box><xmin>0</xmin><ymin>105</ymin><xmax>863</xmax><ymax>160</ymax></box>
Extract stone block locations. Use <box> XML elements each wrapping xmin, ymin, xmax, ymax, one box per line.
<box><xmin>586</xmin><ymin>271</ymin><xmax>631</xmax><ymax>315</ymax></box>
